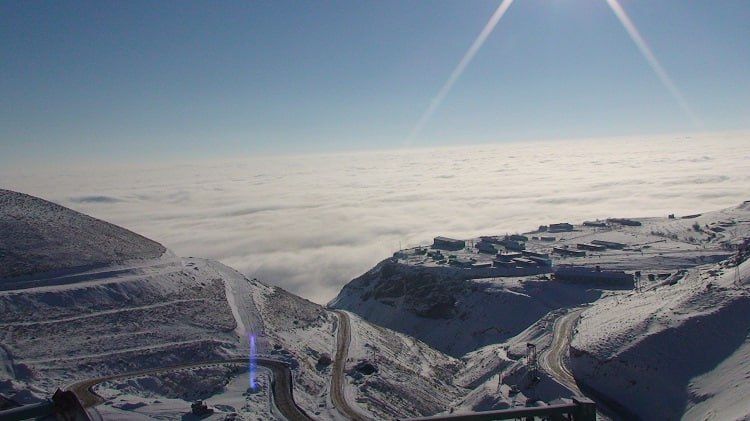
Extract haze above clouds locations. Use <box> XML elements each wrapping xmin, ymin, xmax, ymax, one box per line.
<box><xmin>3</xmin><ymin>133</ymin><xmax>749</xmax><ymax>304</ymax></box>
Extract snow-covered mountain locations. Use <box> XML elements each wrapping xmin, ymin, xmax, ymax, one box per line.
<box><xmin>330</xmin><ymin>259</ymin><xmax>601</xmax><ymax>357</ymax></box>
<box><xmin>332</xmin><ymin>201</ymin><xmax>750</xmax><ymax>419</ymax></box>
<box><xmin>571</xmin><ymin>258</ymin><xmax>750</xmax><ymax>420</ymax></box>
<box><xmin>4</xmin><ymin>188</ymin><xmax>750</xmax><ymax>420</ymax></box>
<box><xmin>0</xmin><ymin>189</ymin><xmax>463</xmax><ymax>420</ymax></box>
<box><xmin>569</xmin><ymin>204</ymin><xmax>750</xmax><ymax>420</ymax></box>
<box><xmin>0</xmin><ymin>189</ymin><xmax>165</xmax><ymax>279</ymax></box>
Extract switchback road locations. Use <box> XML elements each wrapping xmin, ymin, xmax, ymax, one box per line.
<box><xmin>67</xmin><ymin>357</ymin><xmax>311</xmax><ymax>421</ymax></box>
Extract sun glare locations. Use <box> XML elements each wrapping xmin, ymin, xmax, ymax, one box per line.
<box><xmin>605</xmin><ymin>0</ymin><xmax>703</xmax><ymax>129</ymax></box>
<box><xmin>404</xmin><ymin>0</ymin><xmax>515</xmax><ymax>147</ymax></box>
<box><xmin>404</xmin><ymin>0</ymin><xmax>703</xmax><ymax>147</ymax></box>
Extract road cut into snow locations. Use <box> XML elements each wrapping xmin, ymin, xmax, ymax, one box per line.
<box><xmin>212</xmin><ymin>258</ymin><xmax>265</xmax><ymax>347</ymax></box>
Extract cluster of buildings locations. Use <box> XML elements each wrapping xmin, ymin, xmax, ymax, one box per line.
<box><xmin>429</xmin><ymin>232</ymin><xmax>630</xmax><ymax>271</ymax></box>
<box><xmin>430</xmin><ymin>235</ymin><xmax>554</xmax><ymax>271</ymax></box>
<box><xmin>493</xmin><ymin>250</ymin><xmax>552</xmax><ymax>269</ymax></box>
<box><xmin>553</xmin><ymin>239</ymin><xmax>627</xmax><ymax>257</ymax></box>
<box><xmin>402</xmin><ymin>226</ymin><xmax>638</xmax><ymax>287</ymax></box>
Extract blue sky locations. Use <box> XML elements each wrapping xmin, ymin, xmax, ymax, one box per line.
<box><xmin>2</xmin><ymin>1</ymin><xmax>749</xmax><ymax>168</ymax></box>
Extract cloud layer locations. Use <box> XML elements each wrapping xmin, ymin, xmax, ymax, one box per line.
<box><xmin>3</xmin><ymin>133</ymin><xmax>749</xmax><ymax>303</ymax></box>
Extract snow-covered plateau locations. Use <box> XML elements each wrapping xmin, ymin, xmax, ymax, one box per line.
<box><xmin>2</xmin><ymin>188</ymin><xmax>750</xmax><ymax>420</ymax></box>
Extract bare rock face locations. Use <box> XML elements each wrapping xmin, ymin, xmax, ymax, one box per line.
<box><xmin>0</xmin><ymin>189</ymin><xmax>166</xmax><ymax>279</ymax></box>
<box><xmin>361</xmin><ymin>260</ymin><xmax>463</xmax><ymax>319</ymax></box>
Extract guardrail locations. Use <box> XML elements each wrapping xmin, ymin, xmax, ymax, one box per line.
<box><xmin>403</xmin><ymin>396</ymin><xmax>596</xmax><ymax>421</ymax></box>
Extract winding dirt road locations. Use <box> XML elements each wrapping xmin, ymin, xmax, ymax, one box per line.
<box><xmin>67</xmin><ymin>357</ymin><xmax>311</xmax><ymax>421</ymax></box>
<box><xmin>539</xmin><ymin>308</ymin><xmax>584</xmax><ymax>394</ymax></box>
<box><xmin>540</xmin><ymin>308</ymin><xmax>619</xmax><ymax>421</ymax></box>
<box><xmin>331</xmin><ymin>310</ymin><xmax>368</xmax><ymax>421</ymax></box>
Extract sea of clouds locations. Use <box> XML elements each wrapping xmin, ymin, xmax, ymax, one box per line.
<box><xmin>3</xmin><ymin>133</ymin><xmax>749</xmax><ymax>304</ymax></box>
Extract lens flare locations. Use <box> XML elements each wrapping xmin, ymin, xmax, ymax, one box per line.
<box><xmin>405</xmin><ymin>0</ymin><xmax>515</xmax><ymax>147</ymax></box>
<box><xmin>605</xmin><ymin>0</ymin><xmax>702</xmax><ymax>129</ymax></box>
<box><xmin>249</xmin><ymin>334</ymin><xmax>257</xmax><ymax>389</ymax></box>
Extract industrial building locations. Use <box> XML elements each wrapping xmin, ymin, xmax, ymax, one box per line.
<box><xmin>480</xmin><ymin>236</ymin><xmax>501</xmax><ymax>244</ymax></box>
<box><xmin>493</xmin><ymin>259</ymin><xmax>520</xmax><ymax>269</ymax></box>
<box><xmin>591</xmin><ymin>240</ymin><xmax>626</xmax><ymax>249</ymax></box>
<box><xmin>495</xmin><ymin>252</ymin><xmax>523</xmax><ymax>262</ymax></box>
<box><xmin>577</xmin><ymin>243</ymin><xmax>607</xmax><ymax>252</ymax></box>
<box><xmin>493</xmin><ymin>259</ymin><xmax>512</xmax><ymax>268</ymax></box>
<box><xmin>549</xmin><ymin>223</ymin><xmax>574</xmax><ymax>232</ymax></box>
<box><xmin>476</xmin><ymin>241</ymin><xmax>498</xmax><ymax>254</ymax></box>
<box><xmin>522</xmin><ymin>250</ymin><xmax>550</xmax><ymax>259</ymax></box>
<box><xmin>449</xmin><ymin>257</ymin><xmax>474</xmax><ymax>268</ymax></box>
<box><xmin>472</xmin><ymin>262</ymin><xmax>492</xmax><ymax>269</ymax></box>
<box><xmin>432</xmin><ymin>236</ymin><xmax>466</xmax><ymax>250</ymax></box>
<box><xmin>499</xmin><ymin>238</ymin><xmax>525</xmax><ymax>251</ymax></box>
<box><xmin>554</xmin><ymin>266</ymin><xmax>633</xmax><ymax>286</ymax></box>
<box><xmin>521</xmin><ymin>250</ymin><xmax>552</xmax><ymax>266</ymax></box>
<box><xmin>492</xmin><ymin>257</ymin><xmax>540</xmax><ymax>269</ymax></box>
<box><xmin>552</xmin><ymin>247</ymin><xmax>586</xmax><ymax>257</ymax></box>
<box><xmin>526</xmin><ymin>255</ymin><xmax>552</xmax><ymax>266</ymax></box>
<box><xmin>512</xmin><ymin>257</ymin><xmax>537</xmax><ymax>267</ymax></box>
<box><xmin>607</xmin><ymin>218</ymin><xmax>642</xmax><ymax>226</ymax></box>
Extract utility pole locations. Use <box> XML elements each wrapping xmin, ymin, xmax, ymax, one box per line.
<box><xmin>526</xmin><ymin>343</ymin><xmax>538</xmax><ymax>378</ymax></box>
<box><xmin>634</xmin><ymin>271</ymin><xmax>642</xmax><ymax>293</ymax></box>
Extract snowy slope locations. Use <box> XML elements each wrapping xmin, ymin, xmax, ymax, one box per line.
<box><xmin>0</xmin><ymin>257</ymin><xmax>239</xmax><ymax>392</ymax></box>
<box><xmin>250</xmin><ymin>282</ymin><xmax>468</xmax><ymax>420</ymax></box>
<box><xmin>0</xmin><ymin>189</ymin><xmax>165</xmax><ymax>279</ymax></box>
<box><xmin>444</xmin><ymin>312</ymin><xmax>574</xmax><ymax>415</ymax></box>
<box><xmin>5</xmin><ymin>188</ymin><xmax>750</xmax><ymax>420</ymax></box>
<box><xmin>251</xmin><ymin>279</ymin><xmax>341</xmax><ymax>419</ymax></box>
<box><xmin>570</xmin><ymin>254</ymin><xmax>750</xmax><ymax>419</ymax></box>
<box><xmin>332</xmin><ymin>202</ymin><xmax>750</xmax><ymax>358</ymax></box>
<box><xmin>0</xmin><ymin>190</ymin><xmax>284</xmax><ymax>415</ymax></box>
<box><xmin>330</xmin><ymin>259</ymin><xmax>601</xmax><ymax>357</ymax></box>
<box><xmin>94</xmin><ymin>365</ymin><xmax>279</xmax><ymax>420</ymax></box>
<box><xmin>342</xmin><ymin>311</ymin><xmax>463</xmax><ymax>419</ymax></box>
<box><xmin>331</xmin><ymin>201</ymin><xmax>750</xmax><ymax>419</ymax></box>
<box><xmin>0</xmin><ymin>189</ymin><xmax>468</xmax><ymax>420</ymax></box>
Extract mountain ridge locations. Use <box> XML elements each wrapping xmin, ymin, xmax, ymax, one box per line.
<box><xmin>0</xmin><ymin>188</ymin><xmax>464</xmax><ymax>420</ymax></box>
<box><xmin>0</xmin><ymin>189</ymin><xmax>166</xmax><ymax>279</ymax></box>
